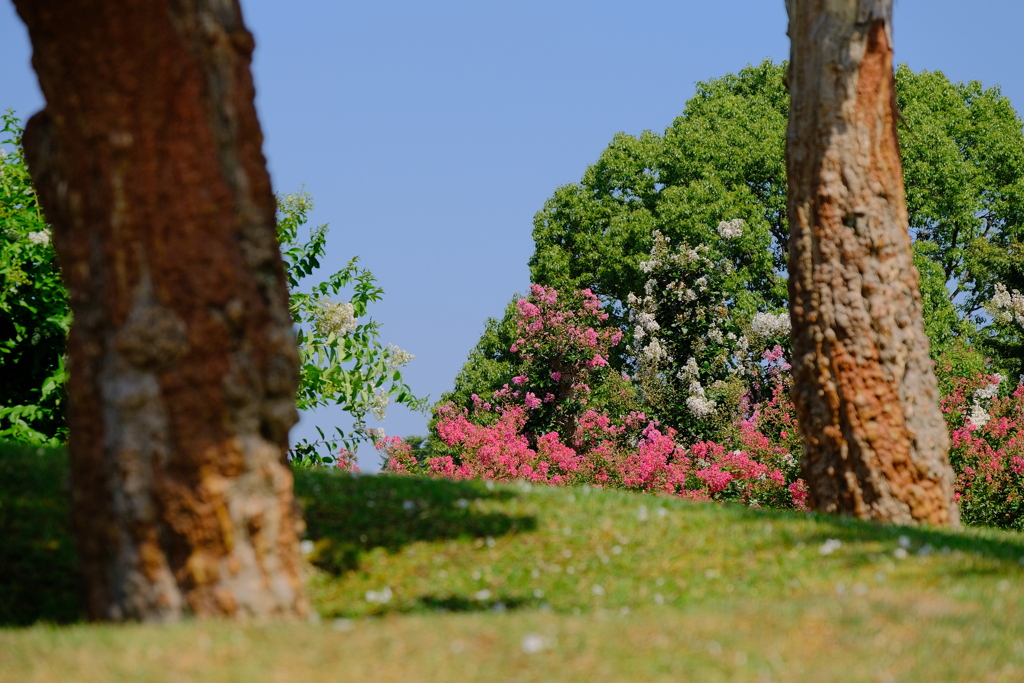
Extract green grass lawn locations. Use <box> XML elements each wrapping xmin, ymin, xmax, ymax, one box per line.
<box><xmin>3</xmin><ymin>443</ymin><xmax>1024</xmax><ymax>681</ymax></box>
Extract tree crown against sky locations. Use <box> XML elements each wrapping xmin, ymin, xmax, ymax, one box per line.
<box><xmin>448</xmin><ymin>60</ymin><xmax>1024</xmax><ymax>420</ymax></box>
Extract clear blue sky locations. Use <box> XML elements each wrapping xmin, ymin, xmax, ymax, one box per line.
<box><xmin>3</xmin><ymin>1</ymin><xmax>1023</xmax><ymax>468</ymax></box>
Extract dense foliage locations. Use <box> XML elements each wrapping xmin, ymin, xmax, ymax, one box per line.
<box><xmin>449</xmin><ymin>62</ymin><xmax>1024</xmax><ymax>420</ymax></box>
<box><xmin>0</xmin><ymin>111</ymin><xmax>69</xmax><ymax>445</ymax></box>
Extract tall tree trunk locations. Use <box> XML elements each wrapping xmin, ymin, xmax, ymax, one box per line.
<box><xmin>13</xmin><ymin>0</ymin><xmax>308</xmax><ymax>620</ymax></box>
<box><xmin>785</xmin><ymin>0</ymin><xmax>957</xmax><ymax>525</ymax></box>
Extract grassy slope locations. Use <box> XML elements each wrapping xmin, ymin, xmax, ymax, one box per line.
<box><xmin>3</xmin><ymin>444</ymin><xmax>1024</xmax><ymax>681</ymax></box>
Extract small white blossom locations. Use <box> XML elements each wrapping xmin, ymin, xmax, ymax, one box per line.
<box><xmin>385</xmin><ymin>344</ymin><xmax>414</xmax><ymax>369</ymax></box>
<box><xmin>685</xmin><ymin>379</ymin><xmax>716</xmax><ymax>418</ymax></box>
<box><xmin>750</xmin><ymin>311</ymin><xmax>791</xmax><ymax>339</ymax></box>
<box><xmin>642</xmin><ymin>338</ymin><xmax>666</xmax><ymax>363</ymax></box>
<box><xmin>968</xmin><ymin>404</ymin><xmax>990</xmax><ymax>429</ymax></box>
<box><xmin>313</xmin><ymin>299</ymin><xmax>358</xmax><ymax>338</ymax></box>
<box><xmin>27</xmin><ymin>230</ymin><xmax>50</xmax><ymax>246</ymax></box>
<box><xmin>686</xmin><ymin>395</ymin><xmax>716</xmax><ymax>418</ymax></box>
<box><xmin>716</xmin><ymin>218</ymin><xmax>745</xmax><ymax>239</ymax></box>
<box><xmin>708</xmin><ymin>327</ymin><xmax>724</xmax><ymax>344</ymax></box>
<box><xmin>676</xmin><ymin>357</ymin><xmax>700</xmax><ymax>381</ymax></box>
<box><xmin>369</xmin><ymin>427</ymin><xmax>386</xmax><ymax>442</ymax></box>
<box><xmin>974</xmin><ymin>382</ymin><xmax>1000</xmax><ymax>402</ymax></box>
<box><xmin>988</xmin><ymin>283</ymin><xmax>1024</xmax><ymax>326</ymax></box>
<box><xmin>634</xmin><ymin>311</ymin><xmax>659</xmax><ymax>333</ymax></box>
<box><xmin>819</xmin><ymin>539</ymin><xmax>842</xmax><ymax>555</ymax></box>
<box><xmin>695</xmin><ymin>276</ymin><xmax>708</xmax><ymax>290</ymax></box>
<box><xmin>371</xmin><ymin>389</ymin><xmax>390</xmax><ymax>421</ymax></box>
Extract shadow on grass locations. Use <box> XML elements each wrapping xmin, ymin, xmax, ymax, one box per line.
<box><xmin>293</xmin><ymin>469</ymin><xmax>537</xmax><ymax>575</ymax></box>
<box><xmin>321</xmin><ymin>593</ymin><xmax>538</xmax><ymax>619</ymax></box>
<box><xmin>731</xmin><ymin>504</ymin><xmax>1024</xmax><ymax>572</ymax></box>
<box><xmin>0</xmin><ymin>443</ymin><xmax>81</xmax><ymax>626</ymax></box>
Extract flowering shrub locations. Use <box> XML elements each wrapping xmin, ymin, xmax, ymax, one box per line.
<box><xmin>398</xmin><ymin>285</ymin><xmax>808</xmax><ymax>509</ymax></box>
<box><xmin>277</xmin><ymin>191</ymin><xmax>426</xmax><ymax>466</ymax></box>
<box><xmin>939</xmin><ymin>370</ymin><xmax>1024</xmax><ymax>530</ymax></box>
<box><xmin>628</xmin><ymin>229</ymin><xmax>788</xmax><ymax>442</ymax></box>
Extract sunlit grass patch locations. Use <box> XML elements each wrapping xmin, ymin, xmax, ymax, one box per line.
<box><xmin>4</xmin><ymin>450</ymin><xmax>1024</xmax><ymax>681</ymax></box>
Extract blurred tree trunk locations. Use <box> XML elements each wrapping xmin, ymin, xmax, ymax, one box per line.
<box><xmin>785</xmin><ymin>0</ymin><xmax>957</xmax><ymax>525</ymax></box>
<box><xmin>13</xmin><ymin>0</ymin><xmax>308</xmax><ymax>620</ymax></box>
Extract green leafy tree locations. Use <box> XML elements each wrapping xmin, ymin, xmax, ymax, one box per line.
<box><xmin>0</xmin><ymin>111</ymin><xmax>69</xmax><ymax>445</ymax></box>
<box><xmin>898</xmin><ymin>67</ymin><xmax>1024</xmax><ymax>324</ymax></box>
<box><xmin>277</xmin><ymin>191</ymin><xmax>426</xmax><ymax>466</ymax></box>
<box><xmin>530</xmin><ymin>60</ymin><xmax>790</xmax><ymax>305</ymax></box>
<box><xmin>448</xmin><ymin>62</ymin><xmax>1024</xmax><ymax>438</ymax></box>
<box><xmin>442</xmin><ymin>296</ymin><xmax>520</xmax><ymax>408</ymax></box>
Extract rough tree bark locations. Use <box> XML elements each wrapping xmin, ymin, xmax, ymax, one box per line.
<box><xmin>784</xmin><ymin>0</ymin><xmax>957</xmax><ymax>525</ymax></box>
<box><xmin>13</xmin><ymin>0</ymin><xmax>308</xmax><ymax>619</ymax></box>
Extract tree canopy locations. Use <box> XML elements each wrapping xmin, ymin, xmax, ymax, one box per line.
<box><xmin>448</xmin><ymin>61</ymin><xmax>1024</xmax><ymax>416</ymax></box>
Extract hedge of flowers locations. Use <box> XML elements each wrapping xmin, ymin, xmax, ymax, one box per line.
<box><xmin>366</xmin><ymin>281</ymin><xmax>1024</xmax><ymax>530</ymax></box>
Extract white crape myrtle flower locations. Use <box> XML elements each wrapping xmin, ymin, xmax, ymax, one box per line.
<box><xmin>974</xmin><ymin>381</ymin><xmax>1001</xmax><ymax>402</ymax></box>
<box><xmin>716</xmin><ymin>218</ymin><xmax>745</xmax><ymax>239</ymax></box>
<box><xmin>371</xmin><ymin>389</ymin><xmax>390</xmax><ymax>421</ymax></box>
<box><xmin>27</xmin><ymin>230</ymin><xmax>50</xmax><ymax>246</ymax></box>
<box><xmin>313</xmin><ymin>298</ymin><xmax>358</xmax><ymax>338</ymax></box>
<box><xmin>968</xmin><ymin>403</ymin><xmax>991</xmax><ymax>429</ymax></box>
<box><xmin>686</xmin><ymin>387</ymin><xmax>717</xmax><ymax>418</ymax></box>
<box><xmin>708</xmin><ymin>327</ymin><xmax>724</xmax><ymax>344</ymax></box>
<box><xmin>634</xmin><ymin>311</ymin><xmax>659</xmax><ymax>334</ymax></box>
<box><xmin>684</xmin><ymin>375</ymin><xmax>717</xmax><ymax>418</ymax></box>
<box><xmin>385</xmin><ymin>344</ymin><xmax>414</xmax><ymax>369</ymax></box>
<box><xmin>642</xmin><ymin>338</ymin><xmax>666</xmax><ymax>363</ymax></box>
<box><xmin>676</xmin><ymin>357</ymin><xmax>700</xmax><ymax>382</ymax></box>
<box><xmin>694</xmin><ymin>276</ymin><xmax>708</xmax><ymax>291</ymax></box>
<box><xmin>369</xmin><ymin>427</ymin><xmax>386</xmax><ymax>442</ymax></box>
<box><xmin>750</xmin><ymin>311</ymin><xmax>791</xmax><ymax>339</ymax></box>
<box><xmin>988</xmin><ymin>283</ymin><xmax>1024</xmax><ymax>326</ymax></box>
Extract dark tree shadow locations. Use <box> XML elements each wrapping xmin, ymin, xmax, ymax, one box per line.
<box><xmin>0</xmin><ymin>444</ymin><xmax>81</xmax><ymax>626</ymax></box>
<box><xmin>729</xmin><ymin>504</ymin><xmax>1024</xmax><ymax>574</ymax></box>
<box><xmin>293</xmin><ymin>469</ymin><xmax>537</xmax><ymax>575</ymax></box>
<box><xmin>406</xmin><ymin>594</ymin><xmax>535</xmax><ymax>614</ymax></box>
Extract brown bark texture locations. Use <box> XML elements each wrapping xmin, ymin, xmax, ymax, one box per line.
<box><xmin>785</xmin><ymin>0</ymin><xmax>957</xmax><ymax>525</ymax></box>
<box><xmin>13</xmin><ymin>0</ymin><xmax>308</xmax><ymax>620</ymax></box>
